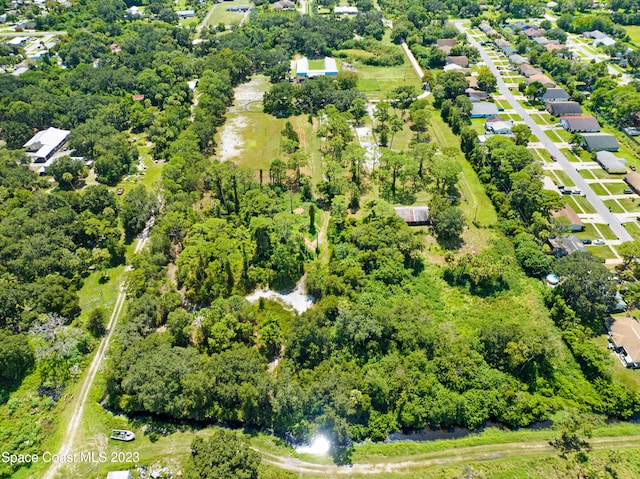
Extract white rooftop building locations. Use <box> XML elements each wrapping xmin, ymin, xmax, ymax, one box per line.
<box><xmin>23</xmin><ymin>127</ymin><xmax>70</xmax><ymax>163</ymax></box>
<box><xmin>176</xmin><ymin>10</ymin><xmax>196</xmax><ymax>18</ymax></box>
<box><xmin>295</xmin><ymin>57</ymin><xmax>338</xmax><ymax>78</ymax></box>
<box><xmin>334</xmin><ymin>5</ymin><xmax>358</xmax><ymax>14</ymax></box>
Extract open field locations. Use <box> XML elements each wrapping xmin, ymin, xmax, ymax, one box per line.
<box><xmin>205</xmin><ymin>0</ymin><xmax>250</xmax><ymax>27</ymax></box>
<box><xmin>355</xmin><ymin>63</ymin><xmax>422</xmax><ymax>100</ymax></box>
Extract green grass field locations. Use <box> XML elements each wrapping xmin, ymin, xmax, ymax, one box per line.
<box><xmin>206</xmin><ymin>0</ymin><xmax>250</xmax><ymax>27</ymax></box>
<box><xmin>355</xmin><ymin>63</ymin><xmax>422</xmax><ymax>100</ymax></box>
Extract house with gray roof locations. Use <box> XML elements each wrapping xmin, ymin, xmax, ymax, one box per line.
<box><xmin>508</xmin><ymin>54</ymin><xmax>527</xmax><ymax>65</ymax></box>
<box><xmin>524</xmin><ymin>27</ymin><xmax>546</xmax><ymax>38</ymax></box>
<box><xmin>471</xmin><ymin>102</ymin><xmax>500</xmax><ymax>118</ymax></box>
<box><xmin>519</xmin><ymin>64</ymin><xmax>542</xmax><ymax>77</ymax></box>
<box><xmin>446</xmin><ymin>55</ymin><xmax>469</xmax><ymax>67</ymax></box>
<box><xmin>466</xmin><ymin>88</ymin><xmax>489</xmax><ymax>102</ymax></box>
<box><xmin>541</xmin><ymin>88</ymin><xmax>571</xmax><ymax>102</ymax></box>
<box><xmin>560</xmin><ymin>116</ymin><xmax>600</xmax><ymax>132</ymax></box>
<box><xmin>582</xmin><ymin>133</ymin><xmax>620</xmax><ymax>152</ymax></box>
<box><xmin>546</xmin><ymin>101</ymin><xmax>582</xmax><ymax>116</ymax></box>
<box><xmin>596</xmin><ymin>151</ymin><xmax>627</xmax><ymax>174</ymax></box>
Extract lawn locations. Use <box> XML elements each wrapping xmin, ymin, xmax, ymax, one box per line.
<box><xmin>428</xmin><ymin>101</ymin><xmax>498</xmax><ymax>228</ymax></box>
<box><xmin>533</xmin><ymin>148</ymin><xmax>552</xmax><ymax>162</ymax></box>
<box><xmin>470</xmin><ymin>117</ymin><xmax>486</xmax><ymax>134</ymax></box>
<box><xmin>586</xmin><ymin>244</ymin><xmax>617</xmax><ymax>260</ymax></box>
<box><xmin>604</xmin><ymin>198</ymin><xmax>625</xmax><ymax>213</ymax></box>
<box><xmin>570</xmin><ymin>194</ymin><xmax>597</xmax><ymax>214</ymax></box>
<box><xmin>531</xmin><ymin>114</ymin><xmax>549</xmax><ymax>125</ymax></box>
<box><xmin>552</xmin><ymin>170</ymin><xmax>575</xmax><ymax>188</ymax></box>
<box><xmin>355</xmin><ymin>62</ymin><xmax>422</xmax><ymax>100</ymax></box>
<box><xmin>591</xmin><ymin>168</ymin><xmax>624</xmax><ymax>180</ymax></box>
<box><xmin>617</xmin><ymin>197</ymin><xmax>640</xmax><ymax>213</ymax></box>
<box><xmin>578</xmin><ymin>169</ymin><xmax>596</xmax><ymax>179</ymax></box>
<box><xmin>545</xmin><ymin>130</ymin><xmax>565</xmax><ymax>143</ymax></box>
<box><xmin>590</xmin><ymin>182</ymin><xmax>610</xmax><ymax>196</ymax></box>
<box><xmin>179</xmin><ymin>16</ymin><xmax>199</xmax><ymax>27</ymax></box>
<box><xmin>592</xmin><ymin>222</ymin><xmax>619</xmax><ymax>241</ymax></box>
<box><xmin>576</xmin><ymin>223</ymin><xmax>601</xmax><ymax>240</ymax></box>
<box><xmin>555</xmin><ymin>128</ymin><xmax>573</xmax><ymax>142</ymax></box>
<box><xmin>205</xmin><ymin>0</ymin><xmax>250</xmax><ymax>27</ymax></box>
<box><xmin>215</xmin><ymin>111</ymin><xmax>320</xmax><ymax>177</ymax></box>
<box><xmin>607</xmin><ymin>182</ymin><xmax>635</xmax><ymax>196</ymax></box>
<box><xmin>308</xmin><ymin>58</ymin><xmax>326</xmax><ymax>70</ymax></box>
<box><xmin>76</xmin><ymin>266</ymin><xmax>126</xmax><ymax>324</ymax></box>
<box><xmin>625</xmin><ymin>220</ymin><xmax>640</xmax><ymax>241</ymax></box>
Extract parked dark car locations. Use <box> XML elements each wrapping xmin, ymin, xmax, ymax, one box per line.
<box><xmin>624</xmin><ymin>189</ymin><xmax>634</xmax><ymax>194</ymax></box>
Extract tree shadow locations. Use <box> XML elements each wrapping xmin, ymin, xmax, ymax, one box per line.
<box><xmin>435</xmin><ymin>235</ymin><xmax>464</xmax><ymax>250</ymax></box>
<box><xmin>331</xmin><ymin>445</ymin><xmax>354</xmax><ymax>466</ymax></box>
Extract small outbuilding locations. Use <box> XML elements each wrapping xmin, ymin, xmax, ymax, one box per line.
<box><xmin>273</xmin><ymin>0</ymin><xmax>295</xmax><ymax>9</ymax></box>
<box><xmin>334</xmin><ymin>5</ymin><xmax>358</xmax><ymax>14</ymax></box>
<box><xmin>596</xmin><ymin>151</ymin><xmax>627</xmax><ymax>174</ymax></box>
<box><xmin>176</xmin><ymin>10</ymin><xmax>196</xmax><ymax>18</ymax></box>
<box><xmin>394</xmin><ymin>206</ymin><xmax>430</xmax><ymax>225</ymax></box>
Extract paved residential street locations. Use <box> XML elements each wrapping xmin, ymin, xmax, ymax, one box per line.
<box><xmin>456</xmin><ymin>21</ymin><xmax>633</xmax><ymax>243</ymax></box>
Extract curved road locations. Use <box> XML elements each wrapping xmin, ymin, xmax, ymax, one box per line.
<box><xmin>456</xmin><ymin>21</ymin><xmax>632</xmax><ymax>242</ymax></box>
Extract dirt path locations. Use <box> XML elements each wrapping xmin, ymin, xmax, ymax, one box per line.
<box><xmin>40</xmin><ymin>227</ymin><xmax>153</xmax><ymax>479</ymax></box>
<box><xmin>40</xmin><ymin>282</ymin><xmax>128</xmax><ymax>479</ymax></box>
<box><xmin>401</xmin><ymin>41</ymin><xmax>424</xmax><ymax>80</ymax></box>
<box><xmin>197</xmin><ymin>1</ymin><xmax>219</xmax><ymax>33</ymax></box>
<box><xmin>253</xmin><ymin>435</ymin><xmax>640</xmax><ymax>475</ymax></box>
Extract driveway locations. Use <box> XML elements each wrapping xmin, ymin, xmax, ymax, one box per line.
<box><xmin>456</xmin><ymin>21</ymin><xmax>632</xmax><ymax>242</ymax></box>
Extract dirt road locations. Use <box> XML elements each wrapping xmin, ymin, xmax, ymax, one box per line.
<box><xmin>254</xmin><ymin>434</ymin><xmax>640</xmax><ymax>475</ymax></box>
<box><xmin>39</xmin><ymin>226</ymin><xmax>152</xmax><ymax>479</ymax></box>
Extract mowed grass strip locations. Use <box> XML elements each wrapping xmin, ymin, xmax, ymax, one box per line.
<box><xmin>427</xmin><ymin>104</ymin><xmax>497</xmax><ymax>227</ymax></box>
